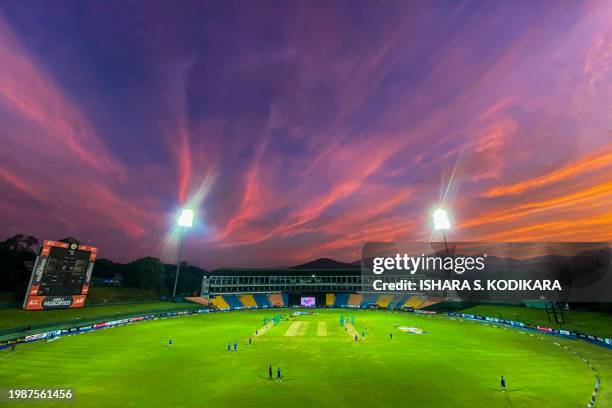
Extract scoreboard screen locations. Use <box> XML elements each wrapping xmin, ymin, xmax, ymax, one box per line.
<box><xmin>300</xmin><ymin>297</ymin><xmax>316</xmax><ymax>307</ymax></box>
<box><xmin>23</xmin><ymin>240</ymin><xmax>97</xmax><ymax>310</ymax></box>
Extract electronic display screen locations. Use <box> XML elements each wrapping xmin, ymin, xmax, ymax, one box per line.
<box><xmin>23</xmin><ymin>240</ymin><xmax>97</xmax><ymax>310</ymax></box>
<box><xmin>301</xmin><ymin>297</ymin><xmax>315</xmax><ymax>307</ymax></box>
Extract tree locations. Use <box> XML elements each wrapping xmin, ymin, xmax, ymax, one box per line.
<box><xmin>0</xmin><ymin>234</ymin><xmax>39</xmax><ymax>301</ymax></box>
<box><xmin>163</xmin><ymin>261</ymin><xmax>206</xmax><ymax>296</ymax></box>
<box><xmin>128</xmin><ymin>257</ymin><xmax>166</xmax><ymax>291</ymax></box>
<box><xmin>93</xmin><ymin>258</ymin><xmax>126</xmax><ymax>280</ymax></box>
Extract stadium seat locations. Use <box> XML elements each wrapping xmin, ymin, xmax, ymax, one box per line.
<box><xmin>334</xmin><ymin>293</ymin><xmax>349</xmax><ymax>307</ymax></box>
<box><xmin>223</xmin><ymin>295</ymin><xmax>243</xmax><ymax>308</ymax></box>
<box><xmin>418</xmin><ymin>297</ymin><xmax>444</xmax><ymax>309</ymax></box>
<box><xmin>376</xmin><ymin>294</ymin><xmax>393</xmax><ymax>308</ymax></box>
<box><xmin>403</xmin><ymin>296</ymin><xmax>425</xmax><ymax>309</ymax></box>
<box><xmin>238</xmin><ymin>294</ymin><xmax>258</xmax><ymax>308</ymax></box>
<box><xmin>268</xmin><ymin>293</ymin><xmax>284</xmax><ymax>307</ymax></box>
<box><xmin>184</xmin><ymin>297</ymin><xmax>212</xmax><ymax>306</ymax></box>
<box><xmin>386</xmin><ymin>294</ymin><xmax>406</xmax><ymax>310</ymax></box>
<box><xmin>361</xmin><ymin>293</ymin><xmax>379</xmax><ymax>306</ymax></box>
<box><xmin>418</xmin><ymin>300</ymin><xmax>438</xmax><ymax>309</ymax></box>
<box><xmin>211</xmin><ymin>296</ymin><xmax>230</xmax><ymax>309</ymax></box>
<box><xmin>348</xmin><ymin>293</ymin><xmax>363</xmax><ymax>307</ymax></box>
<box><xmin>253</xmin><ymin>294</ymin><xmax>271</xmax><ymax>307</ymax></box>
<box><xmin>325</xmin><ymin>293</ymin><xmax>335</xmax><ymax>306</ymax></box>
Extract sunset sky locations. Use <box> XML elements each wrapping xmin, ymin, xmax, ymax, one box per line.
<box><xmin>0</xmin><ymin>1</ymin><xmax>611</xmax><ymax>268</ymax></box>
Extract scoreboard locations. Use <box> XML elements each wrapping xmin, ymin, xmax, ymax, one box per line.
<box><xmin>23</xmin><ymin>240</ymin><xmax>97</xmax><ymax>311</ymax></box>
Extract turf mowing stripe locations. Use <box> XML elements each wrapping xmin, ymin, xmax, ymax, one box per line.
<box><xmin>0</xmin><ymin>350</ymin><xmax>19</xmax><ymax>361</ymax></box>
<box><xmin>344</xmin><ymin>322</ymin><xmax>360</xmax><ymax>340</ymax></box>
<box><xmin>283</xmin><ymin>321</ymin><xmax>301</xmax><ymax>336</ymax></box>
<box><xmin>316</xmin><ymin>321</ymin><xmax>327</xmax><ymax>336</ymax></box>
<box><xmin>255</xmin><ymin>321</ymin><xmax>274</xmax><ymax>337</ymax></box>
<box><xmin>296</xmin><ymin>321</ymin><xmax>309</xmax><ymax>336</ymax></box>
<box><xmin>455</xmin><ymin>311</ymin><xmax>604</xmax><ymax>408</ymax></box>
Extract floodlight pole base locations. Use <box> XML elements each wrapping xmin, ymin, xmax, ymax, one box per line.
<box><xmin>442</xmin><ymin>232</ymin><xmax>450</xmax><ymax>257</ymax></box>
<box><xmin>172</xmin><ymin>230</ymin><xmax>185</xmax><ymax>300</ymax></box>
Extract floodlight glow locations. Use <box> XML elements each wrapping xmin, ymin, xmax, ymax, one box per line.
<box><xmin>177</xmin><ymin>209</ymin><xmax>194</xmax><ymax>227</ymax></box>
<box><xmin>433</xmin><ymin>208</ymin><xmax>450</xmax><ymax>231</ymax></box>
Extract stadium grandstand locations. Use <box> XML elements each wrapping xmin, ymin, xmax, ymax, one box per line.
<box><xmin>195</xmin><ymin>267</ymin><xmax>440</xmax><ymax>310</ymax></box>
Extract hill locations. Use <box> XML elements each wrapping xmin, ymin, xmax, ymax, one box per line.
<box><xmin>290</xmin><ymin>258</ymin><xmax>358</xmax><ymax>270</ymax></box>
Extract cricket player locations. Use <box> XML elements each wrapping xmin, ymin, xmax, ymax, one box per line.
<box><xmin>234</xmin><ymin>341</ymin><xmax>237</xmax><ymax>351</ymax></box>
<box><xmin>501</xmin><ymin>376</ymin><xmax>506</xmax><ymax>392</ymax></box>
<box><xmin>277</xmin><ymin>367</ymin><xmax>281</xmax><ymax>380</ymax></box>
<box><xmin>389</xmin><ymin>331</ymin><xmax>393</xmax><ymax>339</ymax></box>
<box><xmin>227</xmin><ymin>342</ymin><xmax>231</xmax><ymax>351</ymax></box>
<box><xmin>168</xmin><ymin>339</ymin><xmax>173</xmax><ymax>346</ymax></box>
<box><xmin>268</xmin><ymin>365</ymin><xmax>273</xmax><ymax>380</ymax></box>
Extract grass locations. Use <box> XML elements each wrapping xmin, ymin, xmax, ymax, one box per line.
<box><xmin>0</xmin><ymin>308</ymin><xmax>608</xmax><ymax>408</ymax></box>
<box><xmin>0</xmin><ymin>302</ymin><xmax>199</xmax><ymax>331</ymax></box>
<box><xmin>461</xmin><ymin>305</ymin><xmax>612</xmax><ymax>338</ymax></box>
<box><xmin>0</xmin><ymin>292</ymin><xmax>15</xmax><ymax>302</ymax></box>
<box><xmin>87</xmin><ymin>287</ymin><xmax>162</xmax><ymax>304</ymax></box>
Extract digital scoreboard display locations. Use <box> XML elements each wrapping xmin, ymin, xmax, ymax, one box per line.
<box><xmin>301</xmin><ymin>297</ymin><xmax>315</xmax><ymax>307</ymax></box>
<box><xmin>23</xmin><ymin>240</ymin><xmax>97</xmax><ymax>310</ymax></box>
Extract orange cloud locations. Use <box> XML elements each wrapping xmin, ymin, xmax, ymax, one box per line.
<box><xmin>0</xmin><ymin>14</ymin><xmax>124</xmax><ymax>177</ymax></box>
<box><xmin>484</xmin><ymin>145</ymin><xmax>612</xmax><ymax>198</ymax></box>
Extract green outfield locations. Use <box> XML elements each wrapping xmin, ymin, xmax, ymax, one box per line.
<box><xmin>0</xmin><ymin>309</ymin><xmax>609</xmax><ymax>408</ymax></box>
<box><xmin>461</xmin><ymin>305</ymin><xmax>612</xmax><ymax>338</ymax></box>
<box><xmin>0</xmin><ymin>302</ymin><xmax>199</xmax><ymax>332</ymax></box>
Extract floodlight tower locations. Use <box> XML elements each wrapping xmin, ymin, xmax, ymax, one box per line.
<box><xmin>433</xmin><ymin>208</ymin><xmax>454</xmax><ymax>301</ymax></box>
<box><xmin>173</xmin><ymin>209</ymin><xmax>194</xmax><ymax>299</ymax></box>
<box><xmin>433</xmin><ymin>208</ymin><xmax>451</xmax><ymax>256</ymax></box>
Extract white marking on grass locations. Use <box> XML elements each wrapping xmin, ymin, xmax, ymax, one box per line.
<box><xmin>0</xmin><ymin>351</ymin><xmax>19</xmax><ymax>361</ymax></box>
<box><xmin>284</xmin><ymin>322</ymin><xmax>302</xmax><ymax>336</ymax></box>
<box><xmin>316</xmin><ymin>321</ymin><xmax>328</xmax><ymax>337</ymax></box>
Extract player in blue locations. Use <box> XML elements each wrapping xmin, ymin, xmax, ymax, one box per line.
<box><xmin>389</xmin><ymin>331</ymin><xmax>393</xmax><ymax>340</ymax></box>
<box><xmin>361</xmin><ymin>331</ymin><xmax>365</xmax><ymax>338</ymax></box>
<box><xmin>500</xmin><ymin>375</ymin><xmax>506</xmax><ymax>392</ymax></box>
<box><xmin>168</xmin><ymin>339</ymin><xmax>173</xmax><ymax>346</ymax></box>
<box><xmin>233</xmin><ymin>341</ymin><xmax>237</xmax><ymax>351</ymax></box>
<box><xmin>354</xmin><ymin>334</ymin><xmax>358</xmax><ymax>341</ymax></box>
<box><xmin>277</xmin><ymin>367</ymin><xmax>281</xmax><ymax>381</ymax></box>
<box><xmin>227</xmin><ymin>342</ymin><xmax>231</xmax><ymax>351</ymax></box>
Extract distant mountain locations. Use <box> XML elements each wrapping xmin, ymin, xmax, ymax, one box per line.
<box><xmin>290</xmin><ymin>257</ymin><xmax>358</xmax><ymax>270</ymax></box>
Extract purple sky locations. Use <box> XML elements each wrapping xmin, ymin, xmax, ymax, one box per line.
<box><xmin>0</xmin><ymin>1</ymin><xmax>611</xmax><ymax>268</ymax></box>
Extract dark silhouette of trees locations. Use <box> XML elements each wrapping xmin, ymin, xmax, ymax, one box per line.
<box><xmin>1</xmin><ymin>234</ymin><xmax>206</xmax><ymax>300</ymax></box>
<box><xmin>0</xmin><ymin>234</ymin><xmax>39</xmax><ymax>300</ymax></box>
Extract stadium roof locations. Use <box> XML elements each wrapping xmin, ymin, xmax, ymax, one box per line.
<box><xmin>208</xmin><ymin>267</ymin><xmax>360</xmax><ymax>277</ymax></box>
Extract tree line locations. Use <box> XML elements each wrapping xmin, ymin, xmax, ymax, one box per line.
<box><xmin>0</xmin><ymin>234</ymin><xmax>205</xmax><ymax>301</ymax></box>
